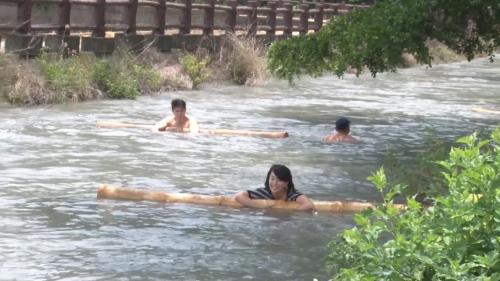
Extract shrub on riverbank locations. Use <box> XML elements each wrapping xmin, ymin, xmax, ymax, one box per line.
<box><xmin>1</xmin><ymin>34</ymin><xmax>475</xmax><ymax>106</ymax></box>
<box><xmin>92</xmin><ymin>49</ymin><xmax>162</xmax><ymax>99</ymax></box>
<box><xmin>179</xmin><ymin>53</ymin><xmax>211</xmax><ymax>89</ymax></box>
<box><xmin>328</xmin><ymin>129</ymin><xmax>500</xmax><ymax>280</ymax></box>
<box><xmin>37</xmin><ymin>53</ymin><xmax>101</xmax><ymax>102</ymax></box>
<box><xmin>0</xmin><ymin>50</ymin><xmax>163</xmax><ymax>105</ymax></box>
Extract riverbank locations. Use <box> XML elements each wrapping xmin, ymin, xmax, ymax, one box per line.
<box><xmin>0</xmin><ymin>36</ymin><xmax>480</xmax><ymax>106</ymax></box>
<box><xmin>0</xmin><ymin>34</ymin><xmax>267</xmax><ymax>106</ymax></box>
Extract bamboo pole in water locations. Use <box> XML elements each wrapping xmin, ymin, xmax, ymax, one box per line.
<box><xmin>472</xmin><ymin>107</ymin><xmax>500</xmax><ymax>115</ymax></box>
<box><xmin>200</xmin><ymin>128</ymin><xmax>288</xmax><ymax>138</ymax></box>
<box><xmin>97</xmin><ymin>120</ymin><xmax>154</xmax><ymax>129</ymax></box>
<box><xmin>97</xmin><ymin>184</ymin><xmax>400</xmax><ymax>213</ymax></box>
<box><xmin>96</xmin><ymin>121</ymin><xmax>289</xmax><ymax>138</ymax></box>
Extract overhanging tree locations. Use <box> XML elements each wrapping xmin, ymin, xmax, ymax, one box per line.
<box><xmin>267</xmin><ymin>0</ymin><xmax>500</xmax><ymax>82</ymax></box>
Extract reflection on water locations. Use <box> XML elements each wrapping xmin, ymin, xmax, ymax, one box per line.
<box><xmin>0</xmin><ymin>57</ymin><xmax>499</xmax><ymax>280</ymax></box>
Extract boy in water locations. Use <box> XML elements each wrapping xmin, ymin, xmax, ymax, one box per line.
<box><xmin>152</xmin><ymin>99</ymin><xmax>199</xmax><ymax>133</ymax></box>
<box><xmin>322</xmin><ymin>117</ymin><xmax>359</xmax><ymax>143</ymax></box>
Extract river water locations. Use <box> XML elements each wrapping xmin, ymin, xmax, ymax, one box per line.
<box><xmin>0</xmin><ymin>57</ymin><xmax>499</xmax><ymax>280</ymax></box>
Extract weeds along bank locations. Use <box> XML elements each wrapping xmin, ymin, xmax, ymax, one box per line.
<box><xmin>0</xmin><ymin>34</ymin><xmax>466</xmax><ymax>106</ymax></box>
<box><xmin>0</xmin><ymin>34</ymin><xmax>267</xmax><ymax>106</ymax></box>
<box><xmin>0</xmin><ymin>50</ymin><xmax>162</xmax><ymax>105</ymax></box>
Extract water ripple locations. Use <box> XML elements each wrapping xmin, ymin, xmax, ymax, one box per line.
<box><xmin>0</xmin><ymin>56</ymin><xmax>499</xmax><ymax>280</ymax></box>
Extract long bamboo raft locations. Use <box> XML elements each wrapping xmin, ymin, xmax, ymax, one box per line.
<box><xmin>472</xmin><ymin>107</ymin><xmax>500</xmax><ymax>115</ymax></box>
<box><xmin>97</xmin><ymin>184</ymin><xmax>401</xmax><ymax>213</ymax></box>
<box><xmin>96</xmin><ymin>121</ymin><xmax>289</xmax><ymax>139</ymax></box>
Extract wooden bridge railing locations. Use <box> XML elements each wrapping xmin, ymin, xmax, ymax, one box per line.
<box><xmin>0</xmin><ymin>0</ymin><xmax>369</xmax><ymax>54</ymax></box>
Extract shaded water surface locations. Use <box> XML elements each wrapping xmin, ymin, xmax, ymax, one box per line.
<box><xmin>0</xmin><ymin>57</ymin><xmax>499</xmax><ymax>280</ymax></box>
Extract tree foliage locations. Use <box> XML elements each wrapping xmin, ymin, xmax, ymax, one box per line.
<box><xmin>267</xmin><ymin>0</ymin><xmax>500</xmax><ymax>81</ymax></box>
<box><xmin>328</xmin><ymin>129</ymin><xmax>500</xmax><ymax>280</ymax></box>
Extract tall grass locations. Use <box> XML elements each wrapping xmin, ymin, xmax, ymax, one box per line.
<box><xmin>216</xmin><ymin>33</ymin><xmax>267</xmax><ymax>86</ymax></box>
<box><xmin>0</xmin><ymin>54</ymin><xmax>56</xmax><ymax>105</ymax></box>
<box><xmin>0</xmin><ymin>54</ymin><xmax>19</xmax><ymax>101</ymax></box>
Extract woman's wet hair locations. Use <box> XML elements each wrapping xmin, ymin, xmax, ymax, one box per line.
<box><xmin>265</xmin><ymin>164</ymin><xmax>296</xmax><ymax>193</ymax></box>
<box><xmin>171</xmin><ymin>98</ymin><xmax>186</xmax><ymax>110</ymax></box>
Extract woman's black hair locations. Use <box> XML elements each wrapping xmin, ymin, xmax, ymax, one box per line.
<box><xmin>264</xmin><ymin>164</ymin><xmax>296</xmax><ymax>193</ymax></box>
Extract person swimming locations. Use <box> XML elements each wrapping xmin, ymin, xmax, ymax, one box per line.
<box><xmin>322</xmin><ymin>117</ymin><xmax>359</xmax><ymax>143</ymax></box>
<box><xmin>151</xmin><ymin>98</ymin><xmax>199</xmax><ymax>133</ymax></box>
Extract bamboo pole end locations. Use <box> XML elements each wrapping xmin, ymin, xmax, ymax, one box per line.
<box><xmin>96</xmin><ymin>120</ymin><xmax>106</xmax><ymax>128</ymax></box>
<box><xmin>97</xmin><ymin>183</ymin><xmax>108</xmax><ymax>198</ymax></box>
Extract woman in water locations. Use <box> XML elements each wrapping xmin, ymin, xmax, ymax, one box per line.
<box><xmin>234</xmin><ymin>164</ymin><xmax>314</xmax><ymax>211</ymax></box>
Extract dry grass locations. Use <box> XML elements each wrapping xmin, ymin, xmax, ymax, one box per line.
<box><xmin>0</xmin><ymin>54</ymin><xmax>18</xmax><ymax>99</ymax></box>
<box><xmin>215</xmin><ymin>33</ymin><xmax>268</xmax><ymax>86</ymax></box>
<box><xmin>401</xmin><ymin>40</ymin><xmax>465</xmax><ymax>68</ymax></box>
<box><xmin>0</xmin><ymin>54</ymin><xmax>56</xmax><ymax>105</ymax></box>
<box><xmin>11</xmin><ymin>66</ymin><xmax>57</xmax><ymax>105</ymax></box>
<box><xmin>427</xmin><ymin>39</ymin><xmax>465</xmax><ymax>64</ymax></box>
<box><xmin>156</xmin><ymin>63</ymin><xmax>193</xmax><ymax>90</ymax></box>
<box><xmin>137</xmin><ymin>46</ymin><xmax>193</xmax><ymax>90</ymax></box>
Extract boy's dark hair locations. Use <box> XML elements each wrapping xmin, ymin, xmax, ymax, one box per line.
<box><xmin>171</xmin><ymin>99</ymin><xmax>186</xmax><ymax>110</ymax></box>
<box><xmin>335</xmin><ymin>117</ymin><xmax>351</xmax><ymax>131</ymax></box>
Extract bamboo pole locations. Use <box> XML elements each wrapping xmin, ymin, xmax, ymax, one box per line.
<box><xmin>472</xmin><ymin>107</ymin><xmax>500</xmax><ymax>115</ymax></box>
<box><xmin>200</xmin><ymin>128</ymin><xmax>288</xmax><ymax>138</ymax></box>
<box><xmin>97</xmin><ymin>184</ymin><xmax>399</xmax><ymax>213</ymax></box>
<box><xmin>96</xmin><ymin>120</ymin><xmax>154</xmax><ymax>129</ymax></box>
<box><xmin>96</xmin><ymin>120</ymin><xmax>289</xmax><ymax>138</ymax></box>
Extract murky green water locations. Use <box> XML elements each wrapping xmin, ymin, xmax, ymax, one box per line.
<box><xmin>0</xmin><ymin>57</ymin><xmax>499</xmax><ymax>280</ymax></box>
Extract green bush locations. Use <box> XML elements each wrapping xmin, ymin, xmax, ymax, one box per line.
<box><xmin>328</xmin><ymin>129</ymin><xmax>500</xmax><ymax>280</ymax></box>
<box><xmin>1</xmin><ymin>50</ymin><xmax>163</xmax><ymax>105</ymax></box>
<box><xmin>92</xmin><ymin>55</ymin><xmax>162</xmax><ymax>100</ymax></box>
<box><xmin>36</xmin><ymin>53</ymin><xmax>96</xmax><ymax>102</ymax></box>
<box><xmin>92</xmin><ymin>59</ymin><xmax>139</xmax><ymax>99</ymax></box>
<box><xmin>179</xmin><ymin>53</ymin><xmax>211</xmax><ymax>89</ymax></box>
<box><xmin>131</xmin><ymin>64</ymin><xmax>163</xmax><ymax>94</ymax></box>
